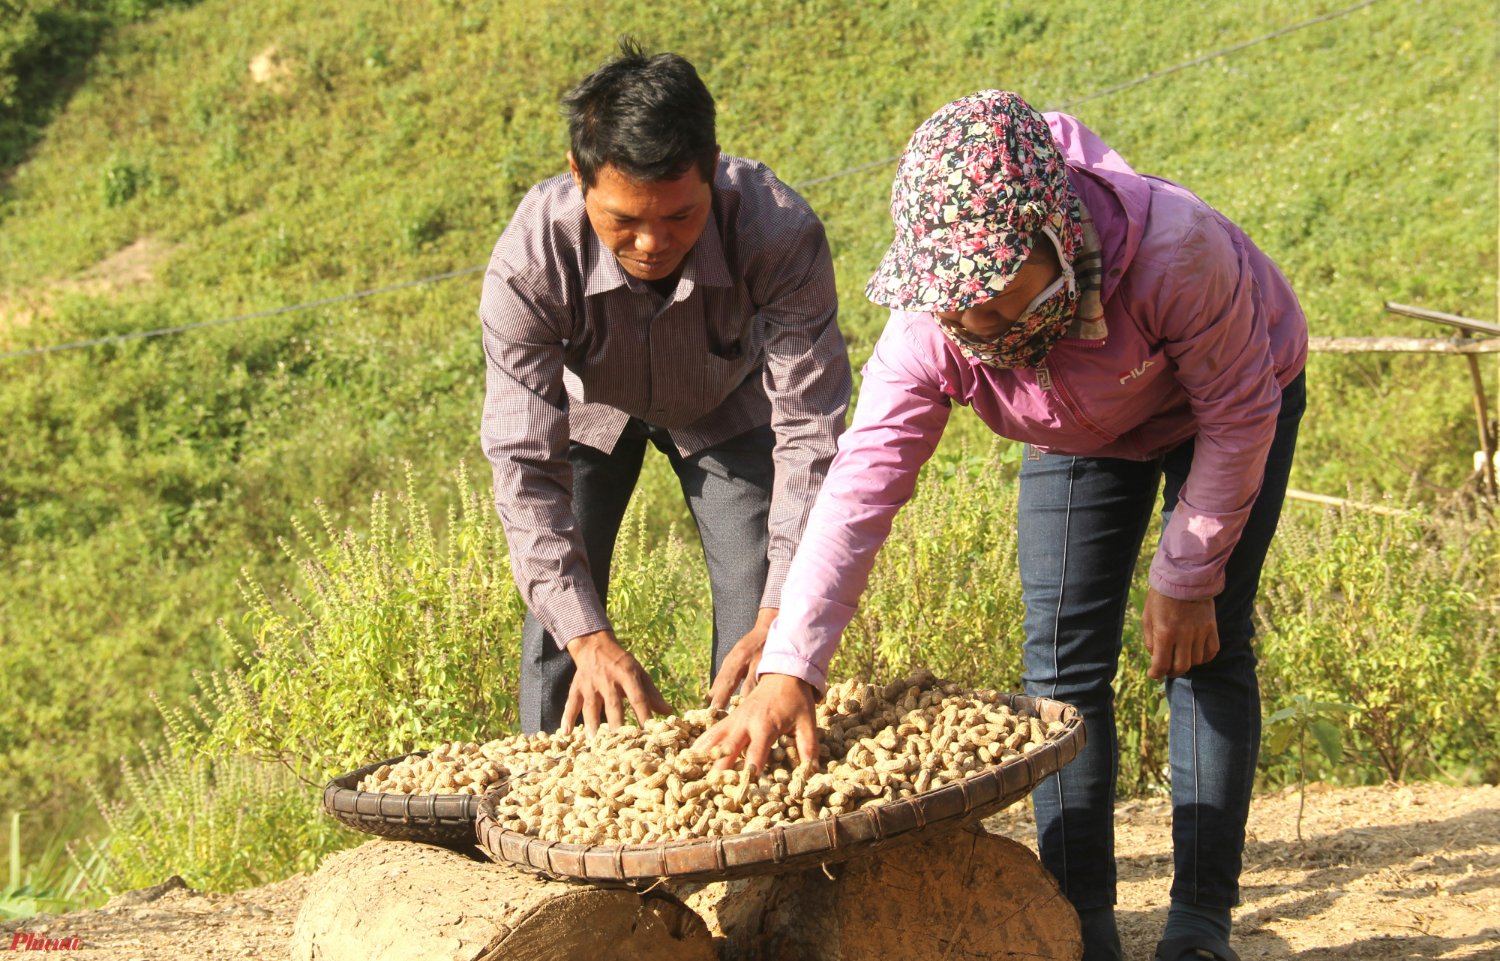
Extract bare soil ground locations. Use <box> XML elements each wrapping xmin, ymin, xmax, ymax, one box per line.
<box><xmin>0</xmin><ymin>237</ymin><xmax>172</xmax><ymax>345</ymax></box>
<box><xmin>5</xmin><ymin>781</ymin><xmax>1496</xmax><ymax>959</ymax></box>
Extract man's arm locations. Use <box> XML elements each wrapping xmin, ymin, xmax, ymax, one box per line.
<box><xmin>479</xmin><ymin>266</ymin><xmax>611</xmax><ymax>648</ymax></box>
<box><xmin>480</xmin><ymin>265</ymin><xmax>673</xmax><ymax>731</ymax></box>
<box><xmin>754</xmin><ymin>214</ymin><xmax>854</xmax><ymax>611</ymax></box>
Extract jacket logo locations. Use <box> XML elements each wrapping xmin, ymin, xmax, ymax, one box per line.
<box><xmin>1118</xmin><ymin>361</ymin><xmax>1154</xmax><ymax>384</ymax></box>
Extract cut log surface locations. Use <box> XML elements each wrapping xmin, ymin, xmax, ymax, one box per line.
<box><xmin>681</xmin><ymin>825</ymin><xmax>1082</xmax><ymax>961</ymax></box>
<box><xmin>289</xmin><ymin>839</ymin><xmax>715</xmax><ymax>961</ymax></box>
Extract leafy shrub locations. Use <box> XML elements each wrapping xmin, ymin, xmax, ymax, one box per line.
<box><xmin>595</xmin><ymin>507</ymin><xmax>715</xmax><ymax>715</ymax></box>
<box><xmin>183</xmin><ymin>463</ymin><xmax>527</xmax><ymax>781</ymax></box>
<box><xmin>100</xmin><ymin>154</ymin><xmax>150</xmax><ymax>207</ymax></box>
<box><xmin>836</xmin><ymin>443</ymin><xmax>1027</xmax><ymax>689</ymax></box>
<box><xmin>1258</xmin><ymin>498</ymin><xmax>1500</xmax><ymax>783</ymax></box>
<box><xmin>177</xmin><ymin>462</ymin><xmax>716</xmax><ymax>781</ymax></box>
<box><xmin>77</xmin><ymin>748</ymin><xmax>350</xmax><ymax>896</ymax></box>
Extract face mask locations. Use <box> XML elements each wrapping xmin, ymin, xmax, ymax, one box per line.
<box><xmin>937</xmin><ymin>228</ymin><xmax>1080</xmax><ymax>370</ymax></box>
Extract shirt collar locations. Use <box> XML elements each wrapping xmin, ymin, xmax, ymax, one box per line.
<box><xmin>582</xmin><ymin>204</ymin><xmax>734</xmax><ymax>300</ymax></box>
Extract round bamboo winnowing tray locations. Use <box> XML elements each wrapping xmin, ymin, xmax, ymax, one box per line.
<box><xmin>322</xmin><ymin>752</ymin><xmax>484</xmax><ymax>845</ymax></box>
<box><xmin>475</xmin><ymin>693</ymin><xmax>1083</xmax><ymax>883</ymax></box>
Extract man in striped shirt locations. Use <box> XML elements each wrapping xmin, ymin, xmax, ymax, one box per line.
<box><xmin>479</xmin><ymin>40</ymin><xmax>851</xmax><ymax>736</ymax></box>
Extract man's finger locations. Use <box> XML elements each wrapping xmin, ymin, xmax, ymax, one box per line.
<box><xmin>794</xmin><ymin>711</ymin><xmax>820</xmax><ymax>774</ymax></box>
<box><xmin>604</xmin><ymin>688</ymin><xmax>626</xmax><ymax>729</ymax></box>
<box><xmin>560</xmin><ymin>683</ymin><xmax>582</xmax><ymax>735</ymax></box>
<box><xmin>583</xmin><ymin>691</ymin><xmax>602</xmax><ymax>739</ymax></box>
<box><xmin>626</xmin><ymin>685</ymin><xmax>654</xmax><ymax>729</ymax></box>
<box><xmin>708</xmin><ymin>659</ymin><xmax>744</xmax><ymax>711</ymax></box>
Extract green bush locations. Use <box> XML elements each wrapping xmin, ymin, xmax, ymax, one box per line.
<box><xmin>1258</xmin><ymin>498</ymin><xmax>1500</xmax><ymax>784</ymax></box>
<box><xmin>185</xmin><ymin>463</ymin><xmax>527</xmax><ymax>780</ymax></box>
<box><xmin>178</xmin><ymin>462</ymin><xmax>717</xmax><ymax>782</ymax></box>
<box><xmin>77</xmin><ymin>748</ymin><xmax>351</xmax><ymax>896</ymax></box>
<box><xmin>836</xmin><ymin>443</ymin><xmax>1027</xmax><ymax>689</ymax></box>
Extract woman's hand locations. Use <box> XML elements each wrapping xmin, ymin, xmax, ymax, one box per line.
<box><xmin>708</xmin><ymin>607</ymin><xmax>778</xmax><ymax>709</ymax></box>
<box><xmin>694</xmin><ymin>673</ymin><xmax>820</xmax><ymax>773</ymax></box>
<box><xmin>1141</xmin><ymin>588</ymin><xmax>1218</xmax><ymax>679</ymax></box>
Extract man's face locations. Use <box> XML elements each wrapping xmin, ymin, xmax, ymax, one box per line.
<box><xmin>570</xmin><ymin>153</ymin><xmax>716</xmax><ymax>283</ymax></box>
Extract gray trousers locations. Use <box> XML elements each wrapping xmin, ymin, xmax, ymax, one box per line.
<box><xmin>519</xmin><ymin>419</ymin><xmax>774</xmax><ymax>733</ymax></box>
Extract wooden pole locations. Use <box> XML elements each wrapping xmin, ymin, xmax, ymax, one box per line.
<box><xmin>1284</xmin><ymin>488</ymin><xmax>1408</xmax><ymax>517</ymax></box>
<box><xmin>1382</xmin><ymin>302</ymin><xmax>1500</xmax><ymax>336</ymax></box>
<box><xmin>1462</xmin><ymin>331</ymin><xmax>1498</xmax><ymax>499</ymax></box>
<box><xmin>1374</xmin><ymin>303</ymin><xmax>1500</xmax><ymax>502</ymax></box>
<box><xmin>1306</xmin><ymin>336</ymin><xmax>1500</xmax><ymax>354</ymax></box>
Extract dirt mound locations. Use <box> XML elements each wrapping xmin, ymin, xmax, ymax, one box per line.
<box><xmin>1</xmin><ymin>238</ymin><xmax>173</xmax><ymax>343</ymax></box>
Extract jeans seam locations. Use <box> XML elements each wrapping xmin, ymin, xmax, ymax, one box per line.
<box><xmin>1049</xmin><ymin>456</ymin><xmax>1076</xmax><ymax>889</ymax></box>
<box><xmin>1190</xmin><ymin>682</ymin><xmax>1200</xmax><ymax>902</ymax></box>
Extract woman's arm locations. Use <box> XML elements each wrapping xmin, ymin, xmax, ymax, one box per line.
<box><xmin>700</xmin><ymin>315</ymin><xmax>955</xmax><ymax>767</ymax></box>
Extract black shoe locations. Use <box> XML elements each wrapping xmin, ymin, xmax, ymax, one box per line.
<box><xmin>1152</xmin><ymin>936</ymin><xmax>1241</xmax><ymax>961</ymax></box>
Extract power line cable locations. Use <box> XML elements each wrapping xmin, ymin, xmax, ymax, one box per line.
<box><xmin>1</xmin><ymin>0</ymin><xmax>1382</xmax><ymax>363</ymax></box>
<box><xmin>799</xmin><ymin>0</ymin><xmax>1380</xmax><ymax>187</ymax></box>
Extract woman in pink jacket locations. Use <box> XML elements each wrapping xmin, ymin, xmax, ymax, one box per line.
<box><xmin>701</xmin><ymin>91</ymin><xmax>1308</xmax><ymax>961</ymax></box>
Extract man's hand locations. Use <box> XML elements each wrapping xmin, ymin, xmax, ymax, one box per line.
<box><xmin>708</xmin><ymin>607</ymin><xmax>778</xmax><ymax>710</ymax></box>
<box><xmin>1142</xmin><ymin>587</ymin><xmax>1218</xmax><ymax>680</ymax></box>
<box><xmin>695</xmin><ymin>673</ymin><xmax>819</xmax><ymax>773</ymax></box>
<box><xmin>562</xmin><ymin>630</ymin><xmax>673</xmax><ymax>736</ymax></box>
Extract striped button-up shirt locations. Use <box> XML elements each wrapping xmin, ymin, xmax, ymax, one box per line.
<box><xmin>479</xmin><ymin>156</ymin><xmax>852</xmax><ymax>648</ymax></box>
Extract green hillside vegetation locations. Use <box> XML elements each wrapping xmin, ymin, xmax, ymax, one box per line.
<box><xmin>1</xmin><ymin>0</ymin><xmax>1496</xmax><ymax>904</ymax></box>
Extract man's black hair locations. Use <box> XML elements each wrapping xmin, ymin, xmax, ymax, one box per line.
<box><xmin>563</xmin><ymin>37</ymin><xmax>718</xmax><ymax>190</ymax></box>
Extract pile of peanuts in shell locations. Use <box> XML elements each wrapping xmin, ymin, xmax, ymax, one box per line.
<box><xmin>356</xmin><ymin>669</ymin><xmax>1068</xmax><ymax>844</ymax></box>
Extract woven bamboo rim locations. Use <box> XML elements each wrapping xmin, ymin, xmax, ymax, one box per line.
<box><xmin>475</xmin><ymin>693</ymin><xmax>1083</xmax><ymax>883</ymax></box>
<box><xmin>322</xmin><ymin>751</ymin><xmax>483</xmax><ymax>844</ymax></box>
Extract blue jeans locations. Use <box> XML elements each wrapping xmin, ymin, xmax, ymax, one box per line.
<box><xmin>1018</xmin><ymin>371</ymin><xmax>1305</xmax><ymax>911</ymax></box>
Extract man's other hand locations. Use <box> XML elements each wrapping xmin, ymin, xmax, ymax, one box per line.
<box><xmin>708</xmin><ymin>607</ymin><xmax>778</xmax><ymax>710</ymax></box>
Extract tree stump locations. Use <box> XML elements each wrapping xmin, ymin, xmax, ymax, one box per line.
<box><xmin>289</xmin><ymin>840</ymin><xmax>715</xmax><ymax>961</ymax></box>
<box><xmin>291</xmin><ymin>826</ymin><xmax>1078</xmax><ymax>961</ymax></box>
<box><xmin>679</xmin><ymin>826</ymin><xmax>1081</xmax><ymax>961</ymax></box>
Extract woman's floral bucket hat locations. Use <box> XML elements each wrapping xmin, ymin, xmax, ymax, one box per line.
<box><xmin>866</xmin><ymin>90</ymin><xmax>1083</xmax><ymax>313</ymax></box>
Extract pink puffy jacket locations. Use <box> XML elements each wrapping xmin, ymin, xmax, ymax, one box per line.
<box><xmin>757</xmin><ymin>113</ymin><xmax>1309</xmax><ymax>693</ymax></box>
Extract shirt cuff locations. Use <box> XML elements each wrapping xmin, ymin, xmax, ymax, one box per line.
<box><xmin>759</xmin><ymin>557</ymin><xmax>791</xmax><ymax>610</ymax></box>
<box><xmin>755</xmin><ymin>650</ymin><xmax>828</xmax><ymax>698</ymax></box>
<box><xmin>1147</xmin><ymin>563</ymin><xmax>1225</xmax><ymax>602</ymax></box>
<box><xmin>535</xmin><ymin>577</ymin><xmax>612</xmax><ymax>651</ymax></box>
